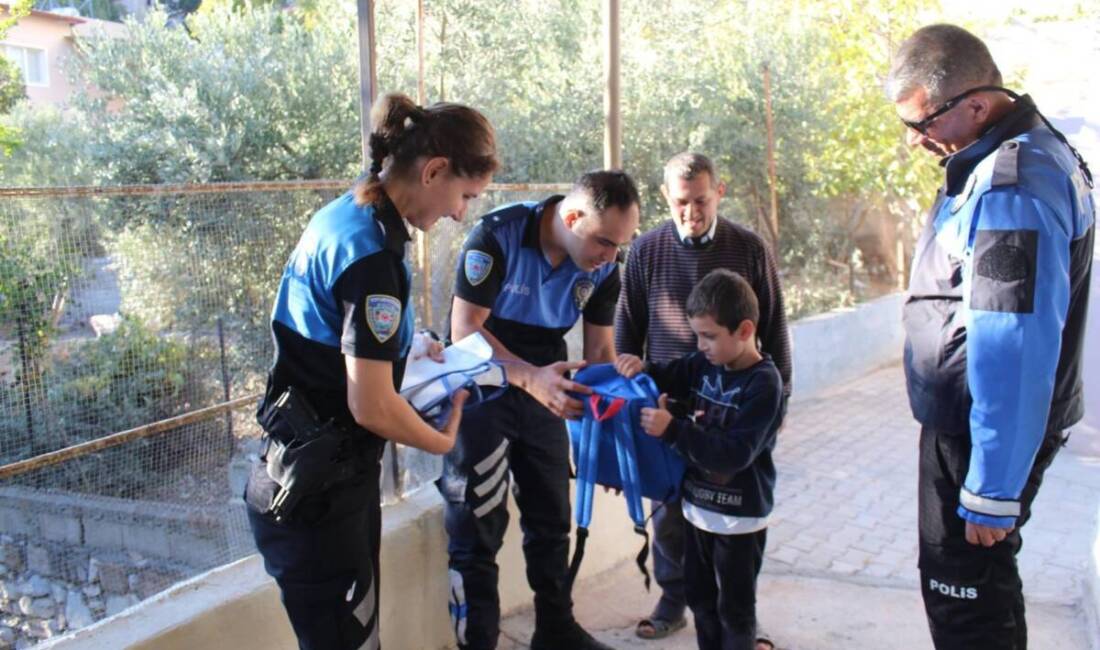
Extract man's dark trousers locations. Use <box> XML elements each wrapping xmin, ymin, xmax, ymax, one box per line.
<box><xmin>437</xmin><ymin>389</ymin><xmax>574</xmax><ymax>649</ymax></box>
<box><xmin>918</xmin><ymin>426</ymin><xmax>1067</xmax><ymax>650</ymax></box>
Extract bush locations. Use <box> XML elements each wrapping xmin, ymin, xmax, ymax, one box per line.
<box><xmin>0</xmin><ymin>316</ymin><xmax>228</xmax><ymax>497</ymax></box>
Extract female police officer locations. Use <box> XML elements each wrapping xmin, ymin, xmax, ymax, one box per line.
<box><xmin>245</xmin><ymin>92</ymin><xmax>499</xmax><ymax>650</ymax></box>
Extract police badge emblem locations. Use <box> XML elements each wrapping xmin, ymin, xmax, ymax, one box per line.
<box><xmin>465</xmin><ymin>250</ymin><xmax>493</xmax><ymax>286</ymax></box>
<box><xmin>366</xmin><ymin>294</ymin><xmax>402</xmax><ymax>343</ymax></box>
<box><xmin>573</xmin><ymin>278</ymin><xmax>595</xmax><ymax>310</ymax></box>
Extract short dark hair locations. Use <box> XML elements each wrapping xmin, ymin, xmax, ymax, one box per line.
<box><xmin>568</xmin><ymin>169</ymin><xmax>641</xmax><ymax>215</ymax></box>
<box><xmin>886</xmin><ymin>24</ymin><xmax>1002</xmax><ymax>104</ymax></box>
<box><xmin>686</xmin><ymin>269</ymin><xmax>759</xmax><ymax>332</ymax></box>
<box><xmin>664</xmin><ymin>152</ymin><xmax>719</xmax><ymax>189</ymax></box>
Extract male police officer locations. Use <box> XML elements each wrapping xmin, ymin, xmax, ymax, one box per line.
<box><xmin>615</xmin><ymin>152</ymin><xmax>790</xmax><ymax>645</ymax></box>
<box><xmin>439</xmin><ymin>171</ymin><xmax>640</xmax><ymax>650</ymax></box>
<box><xmin>887</xmin><ymin>24</ymin><xmax>1094</xmax><ymax>649</ymax></box>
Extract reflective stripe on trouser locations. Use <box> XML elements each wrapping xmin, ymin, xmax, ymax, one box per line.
<box><xmin>436</xmin><ymin>389</ymin><xmax>574</xmax><ymax>650</ymax></box>
<box><xmin>246</xmin><ymin>453</ymin><xmax>383</xmax><ymax>650</ymax></box>
<box><xmin>917</xmin><ymin>426</ymin><xmax>1066</xmax><ymax>650</ymax></box>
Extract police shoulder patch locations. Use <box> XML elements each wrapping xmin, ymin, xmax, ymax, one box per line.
<box><xmin>366</xmin><ymin>294</ymin><xmax>402</xmax><ymax>343</ymax></box>
<box><xmin>573</xmin><ymin>278</ymin><xmax>596</xmax><ymax>310</ymax></box>
<box><xmin>465</xmin><ymin>250</ymin><xmax>494</xmax><ymax>286</ymax></box>
<box><xmin>971</xmin><ymin>229</ymin><xmax>1037</xmax><ymax>314</ymax></box>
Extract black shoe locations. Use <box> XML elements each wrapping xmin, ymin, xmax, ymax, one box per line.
<box><xmin>530</xmin><ymin>618</ymin><xmax>613</xmax><ymax>650</ymax></box>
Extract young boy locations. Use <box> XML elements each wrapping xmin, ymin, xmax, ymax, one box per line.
<box><xmin>615</xmin><ymin>268</ymin><xmax>784</xmax><ymax>650</ymax></box>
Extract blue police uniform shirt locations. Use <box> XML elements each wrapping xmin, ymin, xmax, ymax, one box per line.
<box><xmin>452</xmin><ymin>196</ymin><xmax>621</xmax><ymax>366</ymax></box>
<box><xmin>262</xmin><ymin>191</ymin><xmax>414</xmax><ymax>437</ymax></box>
<box><xmin>903</xmin><ymin>95</ymin><xmax>1095</xmax><ymax>528</ymax></box>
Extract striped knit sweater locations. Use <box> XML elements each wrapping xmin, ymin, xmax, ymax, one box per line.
<box><xmin>614</xmin><ymin>218</ymin><xmax>792</xmax><ymax>395</ymax></box>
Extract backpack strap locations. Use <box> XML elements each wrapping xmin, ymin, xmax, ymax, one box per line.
<box><xmin>567</xmin><ymin>394</ymin><xmax>625</xmax><ymax>591</ymax></box>
<box><xmin>611</xmin><ymin>404</ymin><xmax>653</xmax><ymax>590</ymax></box>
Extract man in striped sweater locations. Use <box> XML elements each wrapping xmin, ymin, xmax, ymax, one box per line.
<box><xmin>615</xmin><ymin>152</ymin><xmax>792</xmax><ymax>646</ymax></box>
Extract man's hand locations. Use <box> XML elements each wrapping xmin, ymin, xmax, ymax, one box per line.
<box><xmin>640</xmin><ymin>393</ymin><xmax>672</xmax><ymax>437</ymax></box>
<box><xmin>526</xmin><ymin>360</ymin><xmax>592</xmax><ymax>419</ymax></box>
<box><xmin>410</xmin><ymin>331</ymin><xmax>445</xmax><ymax>362</ymax></box>
<box><xmin>965</xmin><ymin>521</ymin><xmax>1014</xmax><ymax>547</ymax></box>
<box><xmin>614</xmin><ymin>354</ymin><xmax>644</xmax><ymax>378</ymax></box>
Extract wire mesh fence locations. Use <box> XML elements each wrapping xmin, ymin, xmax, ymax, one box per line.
<box><xmin>0</xmin><ymin>180</ymin><xmax>564</xmax><ymax>645</ymax></box>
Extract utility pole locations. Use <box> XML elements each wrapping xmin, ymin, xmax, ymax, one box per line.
<box><xmin>603</xmin><ymin>0</ymin><xmax>621</xmax><ymax>169</ymax></box>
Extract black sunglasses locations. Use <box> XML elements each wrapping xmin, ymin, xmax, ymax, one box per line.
<box><xmin>900</xmin><ymin>86</ymin><xmax>1019</xmax><ymax>135</ymax></box>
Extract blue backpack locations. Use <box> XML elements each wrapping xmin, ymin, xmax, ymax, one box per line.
<box><xmin>566</xmin><ymin>364</ymin><xmax>686</xmax><ymax>590</ymax></box>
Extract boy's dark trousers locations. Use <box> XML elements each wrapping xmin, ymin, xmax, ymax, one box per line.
<box><xmin>918</xmin><ymin>426</ymin><xmax>1066</xmax><ymax>650</ymax></box>
<box><xmin>436</xmin><ymin>389</ymin><xmax>574</xmax><ymax>650</ymax></box>
<box><xmin>683</xmin><ymin>520</ymin><xmax>767</xmax><ymax>650</ymax></box>
<box><xmin>246</xmin><ymin>450</ymin><xmax>383</xmax><ymax>650</ymax></box>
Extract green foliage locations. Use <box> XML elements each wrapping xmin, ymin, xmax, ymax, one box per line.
<box><xmin>46</xmin><ymin>316</ymin><xmax>190</xmax><ymax>434</ymax></box>
<box><xmin>797</xmin><ymin>0</ymin><xmax>941</xmax><ymax>201</ymax></box>
<box><xmin>0</xmin><ymin>316</ymin><xmax>228</xmax><ymax>495</ymax></box>
<box><xmin>0</xmin><ymin>55</ymin><xmax>24</xmax><ymax>115</ymax></box>
<box><xmin>0</xmin><ymin>103</ymin><xmax>95</xmax><ymax>184</ymax></box>
<box><xmin>106</xmin><ymin>189</ymin><xmax>335</xmax><ymax>365</ymax></box>
<box><xmin>0</xmin><ymin>0</ymin><xmax>33</xmax><ymax>155</ymax></box>
<box><xmin>68</xmin><ymin>5</ymin><xmax>363</xmax><ymax>184</ymax></box>
<box><xmin>2</xmin><ymin>0</ymin><xmax>946</xmax><ymax>333</ymax></box>
<box><xmin>0</xmin><ymin>0</ymin><xmax>34</xmax><ymax>38</ymax></box>
<box><xmin>0</xmin><ymin>206</ymin><xmax>81</xmax><ymax>369</ymax></box>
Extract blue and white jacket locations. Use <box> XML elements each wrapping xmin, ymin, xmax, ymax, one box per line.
<box><xmin>903</xmin><ymin>95</ymin><xmax>1095</xmax><ymax>528</ymax></box>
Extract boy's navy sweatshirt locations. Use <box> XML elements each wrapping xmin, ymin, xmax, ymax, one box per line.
<box><xmin>646</xmin><ymin>351</ymin><xmax>784</xmax><ymax>520</ymax></box>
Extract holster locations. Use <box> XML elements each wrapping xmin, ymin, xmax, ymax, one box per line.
<box><xmin>256</xmin><ymin>387</ymin><xmax>361</xmax><ymax>522</ymax></box>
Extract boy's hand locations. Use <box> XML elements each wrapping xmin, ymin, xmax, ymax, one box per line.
<box><xmin>640</xmin><ymin>393</ymin><xmax>672</xmax><ymax>437</ymax></box>
<box><xmin>614</xmin><ymin>354</ymin><xmax>644</xmax><ymax>378</ymax></box>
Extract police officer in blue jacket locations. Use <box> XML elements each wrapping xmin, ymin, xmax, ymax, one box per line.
<box><xmin>439</xmin><ymin>171</ymin><xmax>640</xmax><ymax>650</ymax></box>
<box><xmin>244</xmin><ymin>93</ymin><xmax>498</xmax><ymax>650</ymax></box>
<box><xmin>887</xmin><ymin>25</ymin><xmax>1094</xmax><ymax>649</ymax></box>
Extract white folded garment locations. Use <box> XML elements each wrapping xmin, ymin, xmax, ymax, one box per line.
<box><xmin>400</xmin><ymin>333</ymin><xmax>507</xmax><ymax>423</ymax></box>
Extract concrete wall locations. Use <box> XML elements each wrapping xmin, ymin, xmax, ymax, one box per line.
<box><xmin>41</xmin><ymin>294</ymin><xmax>910</xmax><ymax>650</ymax></box>
<box><xmin>41</xmin><ymin>486</ymin><xmax>641</xmax><ymax>650</ymax></box>
<box><xmin>1091</xmin><ymin>502</ymin><xmax>1100</xmax><ymax>650</ymax></box>
<box><xmin>788</xmin><ymin>292</ymin><xmax>905</xmax><ymax>400</ymax></box>
<box><xmin>0</xmin><ymin>487</ymin><xmax>251</xmax><ymax>567</ymax></box>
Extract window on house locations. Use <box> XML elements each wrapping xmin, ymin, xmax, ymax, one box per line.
<box><xmin>2</xmin><ymin>44</ymin><xmax>48</xmax><ymax>87</ymax></box>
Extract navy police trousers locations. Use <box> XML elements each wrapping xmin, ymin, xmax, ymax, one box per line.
<box><xmin>918</xmin><ymin>426</ymin><xmax>1066</xmax><ymax>650</ymax></box>
<box><xmin>246</xmin><ymin>447</ymin><xmax>383</xmax><ymax>650</ymax></box>
<box><xmin>437</xmin><ymin>389</ymin><xmax>574</xmax><ymax>650</ymax></box>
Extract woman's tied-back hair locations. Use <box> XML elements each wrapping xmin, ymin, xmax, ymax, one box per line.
<box><xmin>355</xmin><ymin>93</ymin><xmax>500</xmax><ymax>206</ymax></box>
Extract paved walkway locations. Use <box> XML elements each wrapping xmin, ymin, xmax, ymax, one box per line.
<box><xmin>500</xmin><ymin>364</ymin><xmax>1100</xmax><ymax>649</ymax></box>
